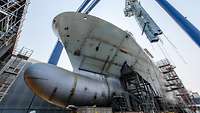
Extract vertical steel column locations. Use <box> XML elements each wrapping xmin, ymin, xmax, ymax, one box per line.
<box><xmin>155</xmin><ymin>0</ymin><xmax>200</xmax><ymax>47</ymax></box>
<box><xmin>48</xmin><ymin>40</ymin><xmax>63</xmax><ymax>65</ymax></box>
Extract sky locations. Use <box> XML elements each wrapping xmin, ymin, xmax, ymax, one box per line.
<box><xmin>18</xmin><ymin>0</ymin><xmax>200</xmax><ymax>93</ymax></box>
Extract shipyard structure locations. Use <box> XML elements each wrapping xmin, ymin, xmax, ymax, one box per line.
<box><xmin>0</xmin><ymin>0</ymin><xmax>200</xmax><ymax>113</ymax></box>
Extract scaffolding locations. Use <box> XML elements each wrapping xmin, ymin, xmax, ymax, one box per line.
<box><xmin>0</xmin><ymin>47</ymin><xmax>33</xmax><ymax>102</ymax></box>
<box><xmin>116</xmin><ymin>62</ymin><xmax>158</xmax><ymax>113</ymax></box>
<box><xmin>157</xmin><ymin>59</ymin><xmax>195</xmax><ymax>112</ymax></box>
<box><xmin>0</xmin><ymin>0</ymin><xmax>29</xmax><ymax>70</ymax></box>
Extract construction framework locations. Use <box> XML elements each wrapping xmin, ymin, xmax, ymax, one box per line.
<box><xmin>0</xmin><ymin>47</ymin><xmax>33</xmax><ymax>101</ymax></box>
<box><xmin>112</xmin><ymin>62</ymin><xmax>160</xmax><ymax>113</ymax></box>
<box><xmin>157</xmin><ymin>59</ymin><xmax>195</xmax><ymax>112</ymax></box>
<box><xmin>0</xmin><ymin>0</ymin><xmax>29</xmax><ymax>70</ymax></box>
<box><xmin>0</xmin><ymin>0</ymin><xmax>31</xmax><ymax>104</ymax></box>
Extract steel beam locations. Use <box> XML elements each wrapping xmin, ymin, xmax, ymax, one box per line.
<box><xmin>84</xmin><ymin>0</ymin><xmax>100</xmax><ymax>14</ymax></box>
<box><xmin>77</xmin><ymin>0</ymin><xmax>92</xmax><ymax>12</ymax></box>
<box><xmin>155</xmin><ymin>0</ymin><xmax>200</xmax><ymax>47</ymax></box>
<box><xmin>48</xmin><ymin>40</ymin><xmax>63</xmax><ymax>65</ymax></box>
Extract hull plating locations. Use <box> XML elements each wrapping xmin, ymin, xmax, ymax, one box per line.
<box><xmin>24</xmin><ymin>63</ymin><xmax>124</xmax><ymax>107</ymax></box>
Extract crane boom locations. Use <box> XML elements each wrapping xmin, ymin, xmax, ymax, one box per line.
<box><xmin>77</xmin><ymin>0</ymin><xmax>92</xmax><ymax>12</ymax></box>
<box><xmin>124</xmin><ymin>0</ymin><xmax>163</xmax><ymax>43</ymax></box>
<box><xmin>155</xmin><ymin>0</ymin><xmax>200</xmax><ymax>47</ymax></box>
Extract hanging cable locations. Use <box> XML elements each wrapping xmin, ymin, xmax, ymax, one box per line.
<box><xmin>157</xmin><ymin>40</ymin><xmax>175</xmax><ymax>66</ymax></box>
<box><xmin>163</xmin><ymin>33</ymin><xmax>177</xmax><ymax>49</ymax></box>
<box><xmin>157</xmin><ymin>42</ymin><xmax>167</xmax><ymax>59</ymax></box>
<box><xmin>160</xmin><ymin>40</ymin><xmax>176</xmax><ymax>66</ymax></box>
<box><xmin>163</xmin><ymin>33</ymin><xmax>188</xmax><ymax>64</ymax></box>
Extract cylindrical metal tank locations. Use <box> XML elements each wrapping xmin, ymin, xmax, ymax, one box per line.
<box><xmin>24</xmin><ymin>63</ymin><xmax>124</xmax><ymax>108</ymax></box>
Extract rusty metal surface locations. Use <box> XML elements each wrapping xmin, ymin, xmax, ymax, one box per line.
<box><xmin>24</xmin><ymin>63</ymin><xmax>124</xmax><ymax>108</ymax></box>
<box><xmin>52</xmin><ymin>12</ymin><xmax>166</xmax><ymax>96</ymax></box>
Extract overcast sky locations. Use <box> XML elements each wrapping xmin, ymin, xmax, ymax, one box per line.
<box><xmin>18</xmin><ymin>0</ymin><xmax>200</xmax><ymax>93</ymax></box>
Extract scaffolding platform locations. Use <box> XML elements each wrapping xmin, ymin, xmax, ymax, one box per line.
<box><xmin>117</xmin><ymin>62</ymin><xmax>159</xmax><ymax>113</ymax></box>
<box><xmin>157</xmin><ymin>59</ymin><xmax>196</xmax><ymax>112</ymax></box>
<box><xmin>0</xmin><ymin>47</ymin><xmax>32</xmax><ymax>102</ymax></box>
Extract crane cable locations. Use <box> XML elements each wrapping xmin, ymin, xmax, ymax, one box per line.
<box><xmin>163</xmin><ymin>33</ymin><xmax>188</xmax><ymax>64</ymax></box>
<box><xmin>157</xmin><ymin>39</ymin><xmax>175</xmax><ymax>66</ymax></box>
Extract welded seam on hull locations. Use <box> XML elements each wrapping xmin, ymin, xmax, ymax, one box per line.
<box><xmin>105</xmin><ymin>36</ymin><xmax>126</xmax><ymax>72</ymax></box>
<box><xmin>49</xmin><ymin>87</ymin><xmax>58</xmax><ymax>101</ymax></box>
<box><xmin>105</xmin><ymin>78</ymin><xmax>111</xmax><ymax>103</ymax></box>
<box><xmin>25</xmin><ymin>76</ymin><xmax>48</xmax><ymax>80</ymax></box>
<box><xmin>65</xmin><ymin>75</ymin><xmax>78</xmax><ymax>107</ymax></box>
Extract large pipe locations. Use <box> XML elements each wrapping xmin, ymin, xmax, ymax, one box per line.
<box><xmin>24</xmin><ymin>63</ymin><xmax>124</xmax><ymax>108</ymax></box>
<box><xmin>155</xmin><ymin>0</ymin><xmax>200</xmax><ymax>47</ymax></box>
